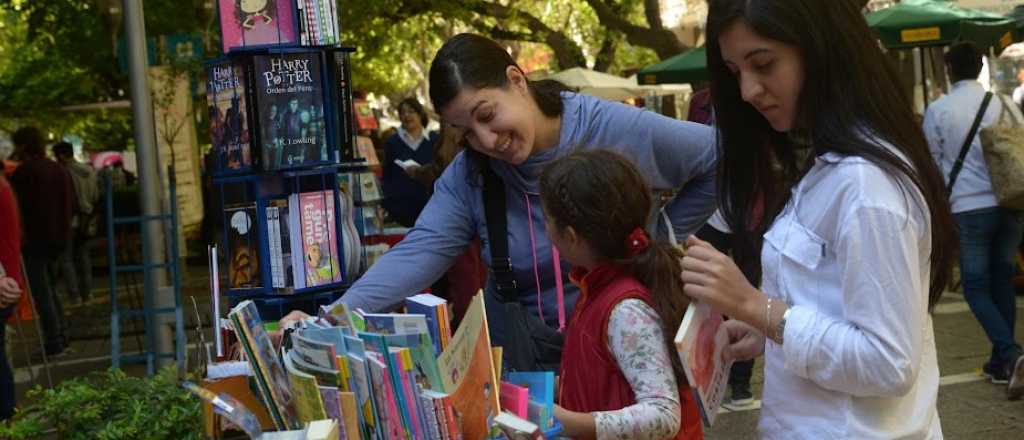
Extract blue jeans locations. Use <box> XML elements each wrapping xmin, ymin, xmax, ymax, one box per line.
<box><xmin>955</xmin><ymin>207</ymin><xmax>1023</xmax><ymax>366</ymax></box>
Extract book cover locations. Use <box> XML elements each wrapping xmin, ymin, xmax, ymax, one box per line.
<box><xmin>292</xmin><ymin>331</ymin><xmax>339</xmax><ymax>370</ymax></box>
<box><xmin>356</xmin><ymin>172</ymin><xmax>382</xmax><ymax>203</ymax></box>
<box><xmin>505</xmin><ymin>372</ymin><xmax>555</xmax><ymax>430</ymax></box>
<box><xmin>343</xmin><ymin>335</ymin><xmax>382</xmax><ymax>440</ymax></box>
<box><xmin>500</xmin><ymin>382</ymin><xmax>530</xmax><ymax>419</ymax></box>
<box><xmin>674</xmin><ymin>300</ymin><xmax>733</xmax><ymax>427</ymax></box>
<box><xmin>330</xmin><ymin>51</ymin><xmax>357</xmax><ymax>162</ymax></box>
<box><xmin>493</xmin><ymin>412</ymin><xmax>544</xmax><ymax>440</ymax></box>
<box><xmin>405</xmin><ymin>294</ymin><xmax>448</xmax><ymax>357</ymax></box>
<box><xmin>229</xmin><ymin>300</ymin><xmax>299</xmax><ymax>429</ymax></box>
<box><xmin>316</xmin><ymin>385</ymin><xmax>343</xmax><ymax>434</ymax></box>
<box><xmin>283</xmin><ymin>351</ymin><xmax>328</xmax><ymax>423</ymax></box>
<box><xmin>419</xmin><ymin>392</ymin><xmax>442</xmax><ymax>440</ymax></box>
<box><xmin>218</xmin><ymin>0</ymin><xmax>297</xmax><ymax>53</ymax></box>
<box><xmin>390</xmin><ymin>348</ymin><xmax>426</xmax><ymax>440</ymax></box>
<box><xmin>383</xmin><ymin>333</ymin><xmax>445</xmax><ymax>393</ymax></box>
<box><xmin>436</xmin><ymin>293</ymin><xmax>500</xmax><ymax>439</ymax></box>
<box><xmin>361</xmin><ymin>313</ymin><xmax>430</xmax><ymax>337</ymax></box>
<box><xmin>253</xmin><ymin>52</ymin><xmax>329</xmax><ymax>171</ymax></box>
<box><xmin>338</xmin><ymin>391</ymin><xmax>360</xmax><ymax>440</ymax></box>
<box><xmin>367</xmin><ymin>354</ymin><xmax>405</xmax><ymax>440</ymax></box>
<box><xmin>359</xmin><ymin>333</ymin><xmax>414</xmax><ymax>439</ymax></box>
<box><xmin>266</xmin><ymin>199</ymin><xmax>294</xmax><ymax>291</ymax></box>
<box><xmin>225</xmin><ymin>203</ymin><xmax>261</xmax><ymax>289</ymax></box>
<box><xmin>206</xmin><ymin>59</ymin><xmax>253</xmax><ymax>172</ymax></box>
<box><xmin>355</xmin><ymin>136</ymin><xmax>378</xmax><ymax>166</ymax></box>
<box><xmin>299</xmin><ymin>191</ymin><xmax>342</xmax><ymax>287</ymax></box>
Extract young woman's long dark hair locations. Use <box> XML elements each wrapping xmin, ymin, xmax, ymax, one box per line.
<box><xmin>706</xmin><ymin>0</ymin><xmax>956</xmax><ymax>308</ymax></box>
<box><xmin>540</xmin><ymin>149</ymin><xmax>690</xmax><ymax>383</ymax></box>
<box><xmin>428</xmin><ymin>33</ymin><xmax>571</xmax><ymax>178</ymax></box>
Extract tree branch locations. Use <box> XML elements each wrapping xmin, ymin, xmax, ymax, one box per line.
<box><xmin>584</xmin><ymin>0</ymin><xmax>688</xmax><ymax>59</ymax></box>
<box><xmin>461</xmin><ymin>1</ymin><xmax>586</xmax><ymax>69</ymax></box>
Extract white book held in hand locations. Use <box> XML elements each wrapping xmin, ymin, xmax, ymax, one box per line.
<box><xmin>493</xmin><ymin>411</ymin><xmax>545</xmax><ymax>440</ymax></box>
<box><xmin>394</xmin><ymin>158</ymin><xmax>421</xmax><ymax>171</ymax></box>
<box><xmin>673</xmin><ymin>300</ymin><xmax>734</xmax><ymax>427</ymax></box>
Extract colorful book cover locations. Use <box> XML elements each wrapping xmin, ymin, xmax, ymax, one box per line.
<box><xmin>367</xmin><ymin>354</ymin><xmax>404</xmax><ymax>440</ymax></box>
<box><xmin>299</xmin><ymin>191</ymin><xmax>342</xmax><ymax>286</ymax></box>
<box><xmin>266</xmin><ymin>199</ymin><xmax>295</xmax><ymax>290</ymax></box>
<box><xmin>505</xmin><ymin>372</ymin><xmax>555</xmax><ymax>430</ymax></box>
<box><xmin>436</xmin><ymin>293</ymin><xmax>500</xmax><ymax>439</ymax></box>
<box><xmin>339</xmin><ymin>391</ymin><xmax>361</xmax><ymax>440</ymax></box>
<box><xmin>359</xmin><ymin>333</ymin><xmax>414</xmax><ymax>439</ymax></box>
<box><xmin>390</xmin><ymin>348</ymin><xmax>426</xmax><ymax>440</ymax></box>
<box><xmin>316</xmin><ymin>386</ymin><xmax>343</xmax><ymax>436</ymax></box>
<box><xmin>218</xmin><ymin>0</ymin><xmax>297</xmax><ymax>53</ymax></box>
<box><xmin>405</xmin><ymin>294</ymin><xmax>448</xmax><ymax>356</ymax></box>
<box><xmin>674</xmin><ymin>300</ymin><xmax>733</xmax><ymax>427</ymax></box>
<box><xmin>283</xmin><ymin>351</ymin><xmax>328</xmax><ymax>423</ymax></box>
<box><xmin>292</xmin><ymin>331</ymin><xmax>339</xmax><ymax>370</ymax></box>
<box><xmin>205</xmin><ymin>59</ymin><xmax>253</xmax><ymax>172</ymax></box>
<box><xmin>500</xmin><ymin>382</ymin><xmax>529</xmax><ymax>419</ymax></box>
<box><xmin>229</xmin><ymin>300</ymin><xmax>299</xmax><ymax>429</ymax></box>
<box><xmin>344</xmin><ymin>335</ymin><xmax>381</xmax><ymax>440</ymax></box>
<box><xmin>225</xmin><ymin>203</ymin><xmax>261</xmax><ymax>289</ymax></box>
<box><xmin>383</xmin><ymin>333</ymin><xmax>445</xmax><ymax>393</ymax></box>
<box><xmin>291</xmin><ymin>351</ymin><xmax>342</xmax><ymax>388</ymax></box>
<box><xmin>253</xmin><ymin>52</ymin><xmax>329</xmax><ymax>170</ymax></box>
<box><xmin>361</xmin><ymin>313</ymin><xmax>430</xmax><ymax>337</ymax></box>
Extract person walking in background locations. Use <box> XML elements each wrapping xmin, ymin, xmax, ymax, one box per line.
<box><xmin>53</xmin><ymin>142</ymin><xmax>99</xmax><ymax>305</ymax></box>
<box><xmin>9</xmin><ymin>127</ymin><xmax>73</xmax><ymax>357</ymax></box>
<box><xmin>381</xmin><ymin>97</ymin><xmax>438</xmax><ymax>228</ymax></box>
<box><xmin>0</xmin><ymin>153</ymin><xmax>24</xmax><ymax>420</ymax></box>
<box><xmin>924</xmin><ymin>42</ymin><xmax>1024</xmax><ymax>396</ymax></box>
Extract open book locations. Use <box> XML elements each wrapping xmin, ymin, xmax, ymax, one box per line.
<box><xmin>673</xmin><ymin>300</ymin><xmax>733</xmax><ymax>427</ymax></box>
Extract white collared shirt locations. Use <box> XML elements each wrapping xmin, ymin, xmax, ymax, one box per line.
<box><xmin>397</xmin><ymin>127</ymin><xmax>429</xmax><ymax>151</ymax></box>
<box><xmin>759</xmin><ymin>151</ymin><xmax>942</xmax><ymax>439</ymax></box>
<box><xmin>923</xmin><ymin>80</ymin><xmax>1024</xmax><ymax>213</ymax></box>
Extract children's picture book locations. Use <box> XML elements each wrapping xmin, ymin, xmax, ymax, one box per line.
<box><xmin>253</xmin><ymin>52</ymin><xmax>329</xmax><ymax>171</ymax></box>
<box><xmin>405</xmin><ymin>294</ymin><xmax>450</xmax><ymax>356</ymax></box>
<box><xmin>436</xmin><ymin>293</ymin><xmax>500</xmax><ymax>440</ymax></box>
<box><xmin>218</xmin><ymin>0</ymin><xmax>298</xmax><ymax>53</ymax></box>
<box><xmin>225</xmin><ymin>203</ymin><xmax>261</xmax><ymax>289</ymax></box>
<box><xmin>205</xmin><ymin>59</ymin><xmax>253</xmax><ymax>172</ymax></box>
<box><xmin>500</xmin><ymin>382</ymin><xmax>530</xmax><ymax>419</ymax></box>
<box><xmin>229</xmin><ymin>300</ymin><xmax>299</xmax><ymax>430</ymax></box>
<box><xmin>298</xmin><ymin>191</ymin><xmax>342</xmax><ymax>287</ymax></box>
<box><xmin>674</xmin><ymin>300</ymin><xmax>733</xmax><ymax>427</ymax></box>
<box><xmin>493</xmin><ymin>412</ymin><xmax>544</xmax><ymax>440</ymax></box>
<box><xmin>361</xmin><ymin>313</ymin><xmax>430</xmax><ymax>337</ymax></box>
<box><xmin>266</xmin><ymin>198</ymin><xmax>295</xmax><ymax>291</ymax></box>
<box><xmin>283</xmin><ymin>351</ymin><xmax>328</xmax><ymax>423</ymax></box>
<box><xmin>505</xmin><ymin>372</ymin><xmax>555</xmax><ymax>430</ymax></box>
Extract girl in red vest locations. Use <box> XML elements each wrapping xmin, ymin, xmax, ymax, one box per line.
<box><xmin>539</xmin><ymin>149</ymin><xmax>702</xmax><ymax>439</ymax></box>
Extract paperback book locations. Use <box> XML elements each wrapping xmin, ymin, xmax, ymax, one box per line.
<box><xmin>205</xmin><ymin>58</ymin><xmax>254</xmax><ymax>172</ymax></box>
<box><xmin>252</xmin><ymin>52</ymin><xmax>330</xmax><ymax>171</ymax></box>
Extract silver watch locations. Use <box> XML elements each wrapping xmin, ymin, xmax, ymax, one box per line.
<box><xmin>776</xmin><ymin>308</ymin><xmax>791</xmax><ymax>344</ymax></box>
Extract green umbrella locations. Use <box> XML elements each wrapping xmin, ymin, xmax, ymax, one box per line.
<box><xmin>636</xmin><ymin>46</ymin><xmax>707</xmax><ymax>85</ymax></box>
<box><xmin>866</xmin><ymin>0</ymin><xmax>1017</xmax><ymax>51</ymax></box>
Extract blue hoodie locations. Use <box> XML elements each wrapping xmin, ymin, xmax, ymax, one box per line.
<box><xmin>337</xmin><ymin>93</ymin><xmax>717</xmax><ymax>346</ymax></box>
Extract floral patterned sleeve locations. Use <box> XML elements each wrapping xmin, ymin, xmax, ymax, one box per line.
<box><xmin>593</xmin><ymin>298</ymin><xmax>682</xmax><ymax>440</ymax></box>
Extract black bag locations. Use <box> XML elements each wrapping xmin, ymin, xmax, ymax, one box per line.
<box><xmin>481</xmin><ymin>162</ymin><xmax>564</xmax><ymax>373</ymax></box>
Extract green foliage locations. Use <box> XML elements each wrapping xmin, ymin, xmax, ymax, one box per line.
<box><xmin>0</xmin><ymin>367</ymin><xmax>203</xmax><ymax>440</ymax></box>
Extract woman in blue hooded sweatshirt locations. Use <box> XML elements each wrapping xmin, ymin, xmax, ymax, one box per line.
<box><xmin>283</xmin><ymin>33</ymin><xmax>717</xmax><ymax>362</ymax></box>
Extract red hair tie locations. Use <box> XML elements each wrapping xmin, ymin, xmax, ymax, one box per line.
<box><xmin>626</xmin><ymin>227</ymin><xmax>650</xmax><ymax>257</ymax></box>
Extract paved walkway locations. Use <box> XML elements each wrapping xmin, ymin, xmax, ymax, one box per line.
<box><xmin>707</xmin><ymin>292</ymin><xmax>1024</xmax><ymax>439</ymax></box>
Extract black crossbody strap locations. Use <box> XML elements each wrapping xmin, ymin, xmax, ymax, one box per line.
<box><xmin>481</xmin><ymin>161</ymin><xmax>518</xmax><ymax>302</ymax></box>
<box><xmin>948</xmin><ymin>92</ymin><xmax>993</xmax><ymax>194</ymax></box>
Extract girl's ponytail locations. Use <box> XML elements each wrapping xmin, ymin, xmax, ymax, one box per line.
<box><xmin>630</xmin><ymin>238</ymin><xmax>690</xmax><ymax>385</ymax></box>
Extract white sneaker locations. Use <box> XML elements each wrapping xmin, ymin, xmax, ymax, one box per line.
<box><xmin>1008</xmin><ymin>355</ymin><xmax>1024</xmax><ymax>401</ymax></box>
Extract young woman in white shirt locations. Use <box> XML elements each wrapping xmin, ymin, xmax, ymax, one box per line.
<box><xmin>680</xmin><ymin>1</ymin><xmax>957</xmax><ymax>439</ymax></box>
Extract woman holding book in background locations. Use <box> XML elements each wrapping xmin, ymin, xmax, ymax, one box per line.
<box><xmin>381</xmin><ymin>97</ymin><xmax>438</xmax><ymax>228</ymax></box>
<box><xmin>540</xmin><ymin>149</ymin><xmax>702</xmax><ymax>439</ymax></box>
<box><xmin>282</xmin><ymin>33</ymin><xmax>717</xmax><ymax>371</ymax></box>
<box><xmin>679</xmin><ymin>1</ymin><xmax>956</xmax><ymax>438</ymax></box>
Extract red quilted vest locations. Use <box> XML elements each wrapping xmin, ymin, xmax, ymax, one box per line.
<box><xmin>558</xmin><ymin>264</ymin><xmax>703</xmax><ymax>439</ymax></box>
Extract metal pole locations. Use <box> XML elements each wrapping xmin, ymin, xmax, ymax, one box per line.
<box><xmin>123</xmin><ymin>0</ymin><xmax>171</xmax><ymax>370</ymax></box>
<box><xmin>920</xmin><ymin>46</ymin><xmax>930</xmax><ymax>110</ymax></box>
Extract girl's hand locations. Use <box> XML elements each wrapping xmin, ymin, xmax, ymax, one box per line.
<box><xmin>0</xmin><ymin>277</ymin><xmax>21</xmax><ymax>307</ymax></box>
<box><xmin>721</xmin><ymin>320</ymin><xmax>766</xmax><ymax>362</ymax></box>
<box><xmin>680</xmin><ymin>235</ymin><xmax>767</xmax><ymax>325</ymax></box>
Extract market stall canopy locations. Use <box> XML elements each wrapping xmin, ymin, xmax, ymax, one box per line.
<box><xmin>865</xmin><ymin>0</ymin><xmax>1017</xmax><ymax>50</ymax></box>
<box><xmin>627</xmin><ymin>74</ymin><xmax>693</xmax><ymax>96</ymax></box>
<box><xmin>635</xmin><ymin>46</ymin><xmax>708</xmax><ymax>85</ymax></box>
<box><xmin>547</xmin><ymin>67</ymin><xmax>642</xmax><ymax>101</ymax></box>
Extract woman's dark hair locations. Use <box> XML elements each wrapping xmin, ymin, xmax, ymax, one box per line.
<box><xmin>398</xmin><ymin>97</ymin><xmax>429</xmax><ymax>128</ymax></box>
<box><xmin>12</xmin><ymin>126</ymin><xmax>45</xmax><ymax>158</ymax></box>
<box><xmin>944</xmin><ymin>42</ymin><xmax>983</xmax><ymax>82</ymax></box>
<box><xmin>540</xmin><ymin>149</ymin><xmax>690</xmax><ymax>383</ymax></box>
<box><xmin>429</xmin><ymin>33</ymin><xmax>571</xmax><ymax>177</ymax></box>
<box><xmin>706</xmin><ymin>0</ymin><xmax>956</xmax><ymax>309</ymax></box>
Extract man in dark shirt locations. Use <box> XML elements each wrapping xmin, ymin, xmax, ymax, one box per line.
<box><xmin>9</xmin><ymin>126</ymin><xmax>73</xmax><ymax>356</ymax></box>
